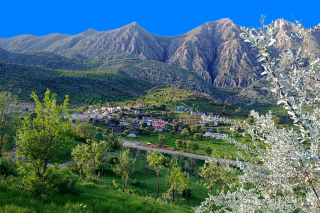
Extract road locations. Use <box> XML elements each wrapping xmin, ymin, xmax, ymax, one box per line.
<box><xmin>121</xmin><ymin>139</ymin><xmax>250</xmax><ymax>167</ymax></box>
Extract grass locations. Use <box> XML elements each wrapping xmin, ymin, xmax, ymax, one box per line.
<box><xmin>0</xmin><ymin>179</ymin><xmax>191</xmax><ymax>213</ymax></box>
<box><xmin>121</xmin><ymin>128</ymin><xmax>254</xmax><ymax>162</ymax></box>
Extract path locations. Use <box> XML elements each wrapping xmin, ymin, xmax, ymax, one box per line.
<box><xmin>121</xmin><ymin>139</ymin><xmax>250</xmax><ymax>167</ymax></box>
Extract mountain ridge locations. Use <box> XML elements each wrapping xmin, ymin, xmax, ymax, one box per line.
<box><xmin>1</xmin><ymin>18</ymin><xmax>319</xmax><ymax>105</ymax></box>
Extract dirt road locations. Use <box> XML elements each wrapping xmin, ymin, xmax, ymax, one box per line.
<box><xmin>121</xmin><ymin>139</ymin><xmax>249</xmax><ymax>167</ymax></box>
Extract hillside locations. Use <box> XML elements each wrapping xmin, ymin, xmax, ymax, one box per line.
<box><xmin>1</xmin><ymin>18</ymin><xmax>319</xmax><ymax>105</ymax></box>
<box><xmin>0</xmin><ymin>63</ymin><xmax>153</xmax><ymax>104</ymax></box>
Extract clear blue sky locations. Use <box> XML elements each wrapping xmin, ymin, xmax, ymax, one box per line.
<box><xmin>1</xmin><ymin>0</ymin><xmax>319</xmax><ymax>38</ymax></box>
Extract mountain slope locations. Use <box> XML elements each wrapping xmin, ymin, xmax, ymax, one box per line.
<box><xmin>1</xmin><ymin>18</ymin><xmax>320</xmax><ymax>104</ymax></box>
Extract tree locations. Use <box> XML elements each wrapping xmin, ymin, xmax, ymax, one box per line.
<box><xmin>159</xmin><ymin>104</ymin><xmax>166</xmax><ymax>110</ymax></box>
<box><xmin>205</xmin><ymin>146</ymin><xmax>212</xmax><ymax>156</ymax></box>
<box><xmin>141</xmin><ymin>121</ymin><xmax>148</xmax><ymax>128</ymax></box>
<box><xmin>164</xmin><ymin>123</ymin><xmax>170</xmax><ymax>130</ymax></box>
<box><xmin>190</xmin><ymin>126</ymin><xmax>197</xmax><ymax>135</ymax></box>
<box><xmin>113</xmin><ymin>149</ymin><xmax>136</xmax><ymax>188</ymax></box>
<box><xmin>199</xmin><ymin>161</ymin><xmax>234</xmax><ymax>194</ymax></box>
<box><xmin>0</xmin><ymin>91</ymin><xmax>19</xmax><ymax>157</ymax></box>
<box><xmin>71</xmin><ymin>140</ymin><xmax>109</xmax><ymax>179</ymax></box>
<box><xmin>87</xmin><ymin>117</ymin><xmax>93</xmax><ymax>124</ymax></box>
<box><xmin>197</xmin><ymin>18</ymin><xmax>320</xmax><ymax>213</ymax></box>
<box><xmin>164</xmin><ymin>159</ymin><xmax>186</xmax><ymax>203</ymax></box>
<box><xmin>194</xmin><ymin>133</ymin><xmax>202</xmax><ymax>142</ymax></box>
<box><xmin>173</xmin><ymin>122</ymin><xmax>180</xmax><ymax>131</ymax></box>
<box><xmin>191</xmin><ymin>142</ymin><xmax>199</xmax><ymax>153</ymax></box>
<box><xmin>175</xmin><ymin>139</ymin><xmax>182</xmax><ymax>149</ymax></box>
<box><xmin>158</xmin><ymin>134</ymin><xmax>166</xmax><ymax>145</ymax></box>
<box><xmin>147</xmin><ymin>150</ymin><xmax>164</xmax><ymax>198</ymax></box>
<box><xmin>153</xmin><ymin>128</ymin><xmax>159</xmax><ymax>135</ymax></box>
<box><xmin>17</xmin><ymin>89</ymin><xmax>73</xmax><ymax>177</ymax></box>
<box><xmin>73</xmin><ymin>122</ymin><xmax>96</xmax><ymax>142</ymax></box>
<box><xmin>181</xmin><ymin>128</ymin><xmax>190</xmax><ymax>139</ymax></box>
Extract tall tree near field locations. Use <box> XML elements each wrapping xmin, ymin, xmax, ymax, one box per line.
<box><xmin>16</xmin><ymin>89</ymin><xmax>73</xmax><ymax>177</ymax></box>
<box><xmin>0</xmin><ymin>91</ymin><xmax>19</xmax><ymax>157</ymax></box>
<box><xmin>146</xmin><ymin>150</ymin><xmax>164</xmax><ymax>198</ymax></box>
<box><xmin>71</xmin><ymin>140</ymin><xmax>109</xmax><ymax>179</ymax></box>
<box><xmin>113</xmin><ymin>148</ymin><xmax>136</xmax><ymax>188</ymax></box>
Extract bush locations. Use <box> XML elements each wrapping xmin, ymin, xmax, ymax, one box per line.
<box><xmin>108</xmin><ymin>156</ymin><xmax>118</xmax><ymax>164</ymax></box>
<box><xmin>130</xmin><ymin>179</ymin><xmax>142</xmax><ymax>187</ymax></box>
<box><xmin>20</xmin><ymin>166</ymin><xmax>79</xmax><ymax>196</ymax></box>
<box><xmin>0</xmin><ymin>157</ymin><xmax>18</xmax><ymax>176</ymax></box>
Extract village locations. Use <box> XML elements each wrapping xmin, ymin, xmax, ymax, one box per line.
<box><xmin>69</xmin><ymin>102</ymin><xmax>247</xmax><ymax>151</ymax></box>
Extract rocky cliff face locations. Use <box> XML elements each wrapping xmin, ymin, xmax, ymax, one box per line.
<box><xmin>1</xmin><ymin>18</ymin><xmax>319</xmax><ymax>92</ymax></box>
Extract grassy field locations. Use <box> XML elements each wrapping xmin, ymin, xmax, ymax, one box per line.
<box><xmin>120</xmin><ymin>128</ymin><xmax>254</xmax><ymax>162</ymax></box>
<box><xmin>0</xmin><ymin>179</ymin><xmax>192</xmax><ymax>213</ymax></box>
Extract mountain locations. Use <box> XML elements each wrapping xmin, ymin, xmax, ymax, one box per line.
<box><xmin>1</xmin><ymin>18</ymin><xmax>319</xmax><ymax>104</ymax></box>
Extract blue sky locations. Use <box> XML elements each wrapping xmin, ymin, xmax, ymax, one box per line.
<box><xmin>1</xmin><ymin>0</ymin><xmax>319</xmax><ymax>38</ymax></box>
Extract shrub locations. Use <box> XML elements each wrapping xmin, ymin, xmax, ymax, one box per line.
<box><xmin>0</xmin><ymin>157</ymin><xmax>18</xmax><ymax>176</ymax></box>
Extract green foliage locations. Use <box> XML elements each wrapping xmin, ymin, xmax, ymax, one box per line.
<box><xmin>71</xmin><ymin>140</ymin><xmax>109</xmax><ymax>179</ymax></box>
<box><xmin>181</xmin><ymin>128</ymin><xmax>190</xmax><ymax>139</ymax></box>
<box><xmin>158</xmin><ymin>134</ymin><xmax>166</xmax><ymax>144</ymax></box>
<box><xmin>0</xmin><ymin>63</ymin><xmax>153</xmax><ymax>105</ymax></box>
<box><xmin>141</xmin><ymin>121</ymin><xmax>148</xmax><ymax>128</ymax></box>
<box><xmin>0</xmin><ymin>91</ymin><xmax>20</xmax><ymax>157</ymax></box>
<box><xmin>73</xmin><ymin>122</ymin><xmax>96</xmax><ymax>142</ymax></box>
<box><xmin>245</xmin><ymin>117</ymin><xmax>254</xmax><ymax>124</ymax></box>
<box><xmin>205</xmin><ymin>146</ymin><xmax>212</xmax><ymax>156</ymax></box>
<box><xmin>88</xmin><ymin>117</ymin><xmax>93</xmax><ymax>124</ymax></box>
<box><xmin>113</xmin><ymin>149</ymin><xmax>136</xmax><ymax>188</ymax></box>
<box><xmin>16</xmin><ymin>89</ymin><xmax>73</xmax><ymax>177</ymax></box>
<box><xmin>199</xmin><ymin>161</ymin><xmax>236</xmax><ymax>194</ymax></box>
<box><xmin>105</xmin><ymin>135</ymin><xmax>122</xmax><ymax>150</ymax></box>
<box><xmin>175</xmin><ymin>139</ymin><xmax>182</xmax><ymax>149</ymax></box>
<box><xmin>18</xmin><ymin>165</ymin><xmax>79</xmax><ymax>196</ymax></box>
<box><xmin>194</xmin><ymin>133</ymin><xmax>202</xmax><ymax>142</ymax></box>
<box><xmin>0</xmin><ymin>156</ymin><xmax>18</xmax><ymax>176</ymax></box>
<box><xmin>173</xmin><ymin>123</ymin><xmax>180</xmax><ymax>131</ymax></box>
<box><xmin>147</xmin><ymin>150</ymin><xmax>164</xmax><ymax>198</ymax></box>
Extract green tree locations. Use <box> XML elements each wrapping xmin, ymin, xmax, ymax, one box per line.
<box><xmin>159</xmin><ymin>104</ymin><xmax>166</xmax><ymax>110</ymax></box>
<box><xmin>173</xmin><ymin>122</ymin><xmax>180</xmax><ymax>131</ymax></box>
<box><xmin>147</xmin><ymin>150</ymin><xmax>164</xmax><ymax>198</ymax></box>
<box><xmin>191</xmin><ymin>142</ymin><xmax>199</xmax><ymax>153</ymax></box>
<box><xmin>199</xmin><ymin>161</ymin><xmax>234</xmax><ymax>194</ymax></box>
<box><xmin>165</xmin><ymin>159</ymin><xmax>186</xmax><ymax>203</ymax></box>
<box><xmin>0</xmin><ymin>91</ymin><xmax>19</xmax><ymax>157</ymax></box>
<box><xmin>73</xmin><ymin>122</ymin><xmax>96</xmax><ymax>142</ymax></box>
<box><xmin>194</xmin><ymin>133</ymin><xmax>202</xmax><ymax>142</ymax></box>
<box><xmin>153</xmin><ymin>128</ymin><xmax>159</xmax><ymax>135</ymax></box>
<box><xmin>175</xmin><ymin>139</ymin><xmax>182</xmax><ymax>149</ymax></box>
<box><xmin>113</xmin><ymin>149</ymin><xmax>136</xmax><ymax>188</ymax></box>
<box><xmin>181</xmin><ymin>128</ymin><xmax>190</xmax><ymax>139</ymax></box>
<box><xmin>141</xmin><ymin>121</ymin><xmax>148</xmax><ymax>128</ymax></box>
<box><xmin>205</xmin><ymin>146</ymin><xmax>212</xmax><ymax>156</ymax></box>
<box><xmin>158</xmin><ymin>134</ymin><xmax>166</xmax><ymax>145</ymax></box>
<box><xmin>164</xmin><ymin>123</ymin><xmax>170</xmax><ymax>130</ymax></box>
<box><xmin>17</xmin><ymin>89</ymin><xmax>73</xmax><ymax>177</ymax></box>
<box><xmin>88</xmin><ymin>117</ymin><xmax>93</xmax><ymax>124</ymax></box>
<box><xmin>190</xmin><ymin>126</ymin><xmax>197</xmax><ymax>135</ymax></box>
<box><xmin>71</xmin><ymin>140</ymin><xmax>109</xmax><ymax>179</ymax></box>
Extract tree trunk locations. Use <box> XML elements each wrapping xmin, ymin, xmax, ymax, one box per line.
<box><xmin>176</xmin><ymin>193</ymin><xmax>180</xmax><ymax>204</ymax></box>
<box><xmin>43</xmin><ymin>158</ymin><xmax>48</xmax><ymax>176</ymax></box>
<box><xmin>210</xmin><ymin>186</ymin><xmax>212</xmax><ymax>194</ymax></box>
<box><xmin>156</xmin><ymin>173</ymin><xmax>160</xmax><ymax>198</ymax></box>
<box><xmin>172</xmin><ymin>186</ymin><xmax>175</xmax><ymax>202</ymax></box>
<box><xmin>187</xmin><ymin>190</ymin><xmax>190</xmax><ymax>206</ymax></box>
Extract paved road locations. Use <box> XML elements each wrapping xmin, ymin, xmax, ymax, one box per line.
<box><xmin>121</xmin><ymin>139</ymin><xmax>250</xmax><ymax>167</ymax></box>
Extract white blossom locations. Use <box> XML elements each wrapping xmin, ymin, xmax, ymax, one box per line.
<box><xmin>197</xmin><ymin>19</ymin><xmax>320</xmax><ymax>213</ymax></box>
